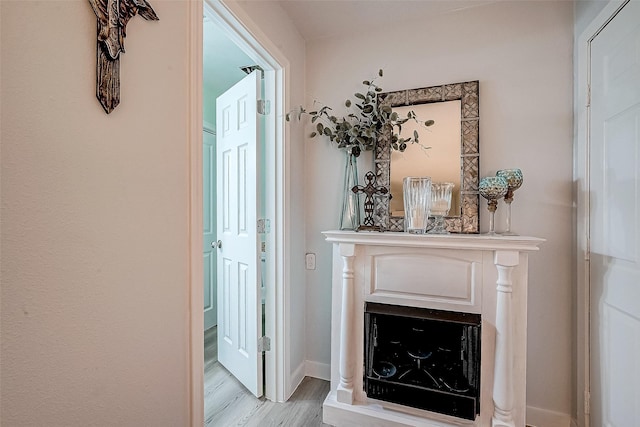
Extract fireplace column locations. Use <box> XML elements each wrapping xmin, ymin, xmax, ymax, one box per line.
<box><xmin>337</xmin><ymin>243</ymin><xmax>355</xmax><ymax>404</ymax></box>
<box><xmin>492</xmin><ymin>250</ymin><xmax>519</xmax><ymax>427</ymax></box>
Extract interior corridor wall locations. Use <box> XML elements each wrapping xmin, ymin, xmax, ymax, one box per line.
<box><xmin>303</xmin><ymin>1</ymin><xmax>574</xmax><ymax>419</ymax></box>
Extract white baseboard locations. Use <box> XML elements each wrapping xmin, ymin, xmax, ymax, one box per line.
<box><xmin>288</xmin><ymin>361</ymin><xmax>305</xmax><ymax>400</ymax></box>
<box><xmin>305</xmin><ymin>360</ymin><xmax>330</xmax><ymax>381</ymax></box>
<box><xmin>527</xmin><ymin>405</ymin><xmax>572</xmax><ymax>427</ymax></box>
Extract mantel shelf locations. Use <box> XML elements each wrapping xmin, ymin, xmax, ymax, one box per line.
<box><xmin>323</xmin><ymin>230</ymin><xmax>545</xmax><ymax>252</ymax></box>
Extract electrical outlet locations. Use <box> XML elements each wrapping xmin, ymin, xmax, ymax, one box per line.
<box><xmin>305</xmin><ymin>253</ymin><xmax>316</xmax><ymax>270</ymax></box>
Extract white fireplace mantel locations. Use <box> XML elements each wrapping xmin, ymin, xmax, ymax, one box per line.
<box><xmin>322</xmin><ymin>231</ymin><xmax>544</xmax><ymax>427</ymax></box>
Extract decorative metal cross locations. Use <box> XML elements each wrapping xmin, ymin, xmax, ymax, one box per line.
<box><xmin>88</xmin><ymin>0</ymin><xmax>159</xmax><ymax>113</ymax></box>
<box><xmin>352</xmin><ymin>171</ymin><xmax>388</xmax><ymax>232</ymax></box>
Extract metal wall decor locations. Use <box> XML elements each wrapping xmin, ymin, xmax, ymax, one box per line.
<box><xmin>88</xmin><ymin>0</ymin><xmax>159</xmax><ymax>113</ymax></box>
<box><xmin>352</xmin><ymin>171</ymin><xmax>388</xmax><ymax>232</ymax></box>
<box><xmin>373</xmin><ymin>81</ymin><xmax>480</xmax><ymax>233</ymax></box>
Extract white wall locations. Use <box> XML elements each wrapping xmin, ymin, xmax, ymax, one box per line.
<box><xmin>303</xmin><ymin>0</ymin><xmax>574</xmax><ymax>420</ymax></box>
<box><xmin>1</xmin><ymin>1</ymin><xmax>191</xmax><ymax>425</ymax></box>
<box><xmin>233</xmin><ymin>0</ymin><xmax>308</xmax><ymax>395</ymax></box>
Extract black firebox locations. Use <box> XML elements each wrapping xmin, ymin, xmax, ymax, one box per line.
<box><xmin>364</xmin><ymin>302</ymin><xmax>481</xmax><ymax>421</ymax></box>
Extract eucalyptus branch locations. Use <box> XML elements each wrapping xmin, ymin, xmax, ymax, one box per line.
<box><xmin>286</xmin><ymin>69</ymin><xmax>434</xmax><ymax>157</ymax></box>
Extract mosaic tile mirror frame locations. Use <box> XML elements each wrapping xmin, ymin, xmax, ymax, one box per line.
<box><xmin>373</xmin><ymin>81</ymin><xmax>480</xmax><ymax>233</ymax></box>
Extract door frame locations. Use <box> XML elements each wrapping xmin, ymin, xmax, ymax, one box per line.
<box><xmin>188</xmin><ymin>0</ymin><xmax>291</xmax><ymax>424</ymax></box>
<box><xmin>575</xmin><ymin>2</ymin><xmax>630</xmax><ymax>426</ymax></box>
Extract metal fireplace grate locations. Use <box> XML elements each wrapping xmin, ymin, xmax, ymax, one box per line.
<box><xmin>364</xmin><ymin>302</ymin><xmax>481</xmax><ymax>421</ymax></box>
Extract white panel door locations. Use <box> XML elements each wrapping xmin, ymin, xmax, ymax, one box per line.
<box><xmin>590</xmin><ymin>2</ymin><xmax>640</xmax><ymax>425</ymax></box>
<box><xmin>203</xmin><ymin>129</ymin><xmax>217</xmax><ymax>330</ymax></box>
<box><xmin>216</xmin><ymin>71</ymin><xmax>262</xmax><ymax>397</ymax></box>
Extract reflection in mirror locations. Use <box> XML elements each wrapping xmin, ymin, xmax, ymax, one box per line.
<box><xmin>390</xmin><ymin>101</ymin><xmax>462</xmax><ymax>216</ymax></box>
<box><xmin>373</xmin><ymin>81</ymin><xmax>480</xmax><ymax>233</ymax></box>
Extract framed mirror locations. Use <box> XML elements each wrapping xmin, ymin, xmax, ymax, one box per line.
<box><xmin>373</xmin><ymin>81</ymin><xmax>480</xmax><ymax>233</ymax></box>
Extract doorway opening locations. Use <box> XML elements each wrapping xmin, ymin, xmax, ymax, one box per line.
<box><xmin>191</xmin><ymin>1</ymin><xmax>288</xmax><ymax>424</ymax></box>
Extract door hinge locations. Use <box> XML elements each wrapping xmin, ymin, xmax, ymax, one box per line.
<box><xmin>585</xmin><ymin>234</ymin><xmax>591</xmax><ymax>261</ymax></box>
<box><xmin>257</xmin><ymin>218</ymin><xmax>270</xmax><ymax>234</ymax></box>
<box><xmin>584</xmin><ymin>389</ymin><xmax>591</xmax><ymax>415</ymax></box>
<box><xmin>258</xmin><ymin>336</ymin><xmax>271</xmax><ymax>352</ymax></box>
<box><xmin>257</xmin><ymin>100</ymin><xmax>270</xmax><ymax>115</ymax></box>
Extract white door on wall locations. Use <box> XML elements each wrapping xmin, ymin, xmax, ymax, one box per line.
<box><xmin>589</xmin><ymin>1</ymin><xmax>640</xmax><ymax>425</ymax></box>
<box><xmin>203</xmin><ymin>128</ymin><xmax>217</xmax><ymax>331</ymax></box>
<box><xmin>215</xmin><ymin>70</ymin><xmax>263</xmax><ymax>397</ymax></box>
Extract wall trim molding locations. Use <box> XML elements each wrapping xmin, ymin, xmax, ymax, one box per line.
<box><xmin>527</xmin><ymin>405</ymin><xmax>572</xmax><ymax>427</ymax></box>
<box><xmin>305</xmin><ymin>360</ymin><xmax>331</xmax><ymax>381</ymax></box>
<box><xmin>187</xmin><ymin>1</ymin><xmax>204</xmax><ymax>426</ymax></box>
<box><xmin>289</xmin><ymin>362</ymin><xmax>306</xmax><ymax>397</ymax></box>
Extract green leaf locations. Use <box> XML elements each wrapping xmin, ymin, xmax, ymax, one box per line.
<box><xmin>363</xmin><ymin>80</ymin><xmax>371</xmax><ymax>85</ymax></box>
<box><xmin>310</xmin><ymin>132</ymin><xmax>317</xmax><ymax>137</ymax></box>
<box><xmin>390</xmin><ymin>112</ymin><xmax>398</xmax><ymax>121</ymax></box>
<box><xmin>414</xmin><ymin>130</ymin><xmax>419</xmax><ymax>139</ymax></box>
<box><xmin>354</xmin><ymin>93</ymin><xmax>365</xmax><ymax>100</ymax></box>
<box><xmin>285</xmin><ymin>113</ymin><xmax>291</xmax><ymax>121</ymax></box>
<box><xmin>425</xmin><ymin>120</ymin><xmax>435</xmax><ymax>126</ymax></box>
<box><xmin>363</xmin><ymin>105</ymin><xmax>373</xmax><ymax>114</ymax></box>
<box><xmin>317</xmin><ymin>123</ymin><xmax>324</xmax><ymax>133</ymax></box>
<box><xmin>378</xmin><ymin>69</ymin><xmax>384</xmax><ymax>77</ymax></box>
<box><xmin>345</xmin><ymin>99</ymin><xmax>351</xmax><ymax>107</ymax></box>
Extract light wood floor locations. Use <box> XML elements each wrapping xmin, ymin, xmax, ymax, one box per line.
<box><xmin>204</xmin><ymin>326</ymin><xmax>331</xmax><ymax>427</ymax></box>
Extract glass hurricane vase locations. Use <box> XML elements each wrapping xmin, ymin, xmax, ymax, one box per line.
<box><xmin>403</xmin><ymin>177</ymin><xmax>432</xmax><ymax>234</ymax></box>
<box><xmin>428</xmin><ymin>182</ymin><xmax>454</xmax><ymax>234</ymax></box>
